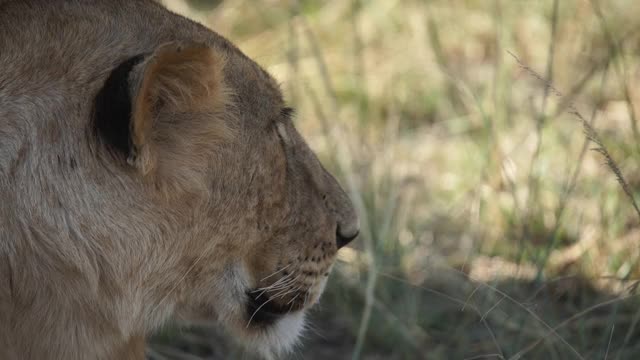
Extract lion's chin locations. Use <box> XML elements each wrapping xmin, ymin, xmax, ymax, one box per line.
<box><xmin>190</xmin><ymin>264</ymin><xmax>310</xmax><ymax>358</ymax></box>
<box><xmin>243</xmin><ymin>310</ymin><xmax>307</xmax><ymax>359</ymax></box>
<box><xmin>232</xmin><ymin>290</ymin><xmax>305</xmax><ymax>358</ymax></box>
<box><xmin>180</xmin><ymin>306</ymin><xmax>306</xmax><ymax>360</ymax></box>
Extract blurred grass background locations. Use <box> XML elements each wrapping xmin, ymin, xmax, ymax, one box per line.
<box><xmin>149</xmin><ymin>0</ymin><xmax>640</xmax><ymax>359</ymax></box>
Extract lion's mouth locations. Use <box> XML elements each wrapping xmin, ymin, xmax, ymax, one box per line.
<box><xmin>245</xmin><ymin>289</ymin><xmax>306</xmax><ymax>327</ymax></box>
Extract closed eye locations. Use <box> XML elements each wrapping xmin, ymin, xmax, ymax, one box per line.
<box><xmin>280</xmin><ymin>107</ymin><xmax>295</xmax><ymax>120</ymax></box>
<box><xmin>276</xmin><ymin>121</ymin><xmax>290</xmax><ymax>145</ymax></box>
<box><xmin>275</xmin><ymin>107</ymin><xmax>295</xmax><ymax>145</ymax></box>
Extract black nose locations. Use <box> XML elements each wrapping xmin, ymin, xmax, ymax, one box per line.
<box><xmin>336</xmin><ymin>228</ymin><xmax>359</xmax><ymax>249</ymax></box>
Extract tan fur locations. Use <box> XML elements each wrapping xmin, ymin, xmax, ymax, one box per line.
<box><xmin>129</xmin><ymin>42</ymin><xmax>233</xmax><ymax>193</ymax></box>
<box><xmin>0</xmin><ymin>0</ymin><xmax>359</xmax><ymax>359</ymax></box>
<box><xmin>130</xmin><ymin>42</ymin><xmax>230</xmax><ymax>178</ymax></box>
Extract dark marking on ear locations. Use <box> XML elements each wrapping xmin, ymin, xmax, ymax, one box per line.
<box><xmin>93</xmin><ymin>55</ymin><xmax>145</xmax><ymax>157</ymax></box>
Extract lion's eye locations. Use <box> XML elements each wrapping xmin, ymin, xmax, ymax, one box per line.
<box><xmin>275</xmin><ymin>107</ymin><xmax>295</xmax><ymax>146</ymax></box>
<box><xmin>276</xmin><ymin>122</ymin><xmax>290</xmax><ymax>145</ymax></box>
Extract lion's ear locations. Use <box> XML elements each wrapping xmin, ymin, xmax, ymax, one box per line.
<box><xmin>94</xmin><ymin>41</ymin><xmax>228</xmax><ymax>176</ymax></box>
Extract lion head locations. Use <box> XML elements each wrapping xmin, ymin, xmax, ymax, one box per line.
<box><xmin>0</xmin><ymin>1</ymin><xmax>358</xmax><ymax>358</ymax></box>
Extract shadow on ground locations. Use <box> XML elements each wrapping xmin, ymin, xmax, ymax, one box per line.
<box><xmin>148</xmin><ymin>265</ymin><xmax>640</xmax><ymax>360</ymax></box>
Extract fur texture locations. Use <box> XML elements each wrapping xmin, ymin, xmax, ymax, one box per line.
<box><xmin>0</xmin><ymin>0</ymin><xmax>359</xmax><ymax>359</ymax></box>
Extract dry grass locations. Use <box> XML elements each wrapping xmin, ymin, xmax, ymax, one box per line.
<box><xmin>150</xmin><ymin>0</ymin><xmax>640</xmax><ymax>359</ymax></box>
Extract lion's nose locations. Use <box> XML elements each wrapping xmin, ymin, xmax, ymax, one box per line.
<box><xmin>336</xmin><ymin>226</ymin><xmax>359</xmax><ymax>249</ymax></box>
<box><xmin>321</xmin><ymin>166</ymin><xmax>360</xmax><ymax>250</ymax></box>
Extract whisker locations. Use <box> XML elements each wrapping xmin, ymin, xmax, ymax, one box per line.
<box><xmin>285</xmin><ymin>293</ymin><xmax>301</xmax><ymax>314</ymax></box>
<box><xmin>246</xmin><ymin>296</ymin><xmax>276</xmax><ymax>328</ymax></box>
<box><xmin>259</xmin><ymin>274</ymin><xmax>300</xmax><ymax>293</ymax></box>
<box><xmin>268</xmin><ymin>276</ymin><xmax>302</xmax><ymax>299</ymax></box>
<box><xmin>255</xmin><ymin>271</ymin><xmax>295</xmax><ymax>291</ymax></box>
<box><xmin>302</xmin><ymin>289</ymin><xmax>311</xmax><ymax>307</ymax></box>
<box><xmin>287</xmin><ymin>293</ymin><xmax>300</xmax><ymax>305</ymax></box>
<box><xmin>254</xmin><ymin>274</ymin><xmax>300</xmax><ymax>300</ymax></box>
<box><xmin>254</xmin><ymin>273</ymin><xmax>293</xmax><ymax>294</ymax></box>
<box><xmin>272</xmin><ymin>283</ymin><xmax>302</xmax><ymax>300</ymax></box>
<box><xmin>260</xmin><ymin>263</ymin><xmax>293</xmax><ymax>282</ymax></box>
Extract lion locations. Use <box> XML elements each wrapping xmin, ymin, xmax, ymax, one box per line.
<box><xmin>0</xmin><ymin>0</ymin><xmax>359</xmax><ymax>359</ymax></box>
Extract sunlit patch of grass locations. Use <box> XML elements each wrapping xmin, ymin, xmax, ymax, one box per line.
<box><xmin>153</xmin><ymin>0</ymin><xmax>640</xmax><ymax>358</ymax></box>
